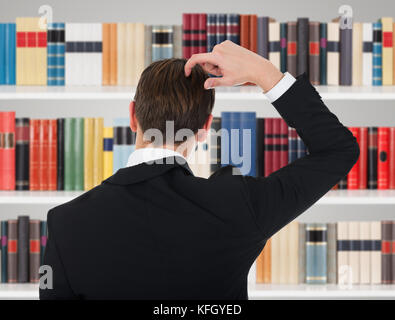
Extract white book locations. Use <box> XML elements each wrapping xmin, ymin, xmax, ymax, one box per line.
<box><xmin>359</xmin><ymin>221</ymin><xmax>371</xmax><ymax>284</ymax></box>
<box><xmin>337</xmin><ymin>221</ymin><xmax>349</xmax><ymax>284</ymax></box>
<box><xmin>134</xmin><ymin>23</ymin><xmax>145</xmax><ymax>86</ymax></box>
<box><xmin>288</xmin><ymin>221</ymin><xmax>299</xmax><ymax>284</ymax></box>
<box><xmin>65</xmin><ymin>23</ymin><xmax>76</xmax><ymax>85</ymax></box>
<box><xmin>370</xmin><ymin>221</ymin><xmax>382</xmax><ymax>284</ymax></box>
<box><xmin>91</xmin><ymin>23</ymin><xmax>103</xmax><ymax>86</ymax></box>
<box><xmin>362</xmin><ymin>23</ymin><xmax>373</xmax><ymax>86</ymax></box>
<box><xmin>327</xmin><ymin>22</ymin><xmax>340</xmax><ymax>85</ymax></box>
<box><xmin>74</xmin><ymin>23</ymin><xmax>85</xmax><ymax>86</ymax></box>
<box><xmin>269</xmin><ymin>22</ymin><xmax>280</xmax><ymax>69</ymax></box>
<box><xmin>278</xmin><ymin>224</ymin><xmax>288</xmax><ymax>284</ymax></box>
<box><xmin>352</xmin><ymin>23</ymin><xmax>363</xmax><ymax>86</ymax></box>
<box><xmin>349</xmin><ymin>222</ymin><xmax>360</xmax><ymax>284</ymax></box>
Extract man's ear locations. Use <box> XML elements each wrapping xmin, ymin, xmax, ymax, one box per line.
<box><xmin>196</xmin><ymin>114</ymin><xmax>213</xmax><ymax>142</ymax></box>
<box><xmin>129</xmin><ymin>101</ymin><xmax>138</xmax><ymax>132</ymax></box>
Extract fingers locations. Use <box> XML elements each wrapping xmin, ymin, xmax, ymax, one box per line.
<box><xmin>184</xmin><ymin>53</ymin><xmax>220</xmax><ymax>76</ymax></box>
<box><xmin>204</xmin><ymin>77</ymin><xmax>231</xmax><ymax>89</ymax></box>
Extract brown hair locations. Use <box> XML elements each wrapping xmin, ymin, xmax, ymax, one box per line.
<box><xmin>134</xmin><ymin>58</ymin><xmax>215</xmax><ymax>143</ymax></box>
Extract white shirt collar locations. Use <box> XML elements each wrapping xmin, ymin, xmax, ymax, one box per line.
<box><xmin>126</xmin><ymin>147</ymin><xmax>187</xmax><ymax>167</ymax></box>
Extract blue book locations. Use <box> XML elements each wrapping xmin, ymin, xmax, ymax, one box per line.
<box><xmin>5</xmin><ymin>23</ymin><xmax>16</xmax><ymax>85</ymax></box>
<box><xmin>0</xmin><ymin>24</ymin><xmax>5</xmax><ymax>84</ymax></box>
<box><xmin>216</xmin><ymin>14</ymin><xmax>226</xmax><ymax>45</ymax></box>
<box><xmin>306</xmin><ymin>223</ymin><xmax>327</xmax><ymax>284</ymax></box>
<box><xmin>40</xmin><ymin>221</ymin><xmax>47</xmax><ymax>266</ymax></box>
<box><xmin>207</xmin><ymin>14</ymin><xmax>217</xmax><ymax>52</ymax></box>
<box><xmin>56</xmin><ymin>23</ymin><xmax>65</xmax><ymax>86</ymax></box>
<box><xmin>152</xmin><ymin>25</ymin><xmax>173</xmax><ymax>62</ymax></box>
<box><xmin>372</xmin><ymin>22</ymin><xmax>382</xmax><ymax>86</ymax></box>
<box><xmin>220</xmin><ymin>112</ymin><xmax>231</xmax><ymax>168</ymax></box>
<box><xmin>47</xmin><ymin>23</ymin><xmax>57</xmax><ymax>85</ymax></box>
<box><xmin>113</xmin><ymin>118</ymin><xmax>134</xmax><ymax>173</ymax></box>
<box><xmin>296</xmin><ymin>136</ymin><xmax>306</xmax><ymax>159</ymax></box>
<box><xmin>239</xmin><ymin>112</ymin><xmax>256</xmax><ymax>176</ymax></box>
<box><xmin>226</xmin><ymin>14</ymin><xmax>240</xmax><ymax>45</ymax></box>
<box><xmin>1</xmin><ymin>221</ymin><xmax>8</xmax><ymax>283</ymax></box>
<box><xmin>288</xmin><ymin>128</ymin><xmax>298</xmax><ymax>163</ymax></box>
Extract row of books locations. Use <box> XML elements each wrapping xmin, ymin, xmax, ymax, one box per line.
<box><xmin>182</xmin><ymin>14</ymin><xmax>395</xmax><ymax>86</ymax></box>
<box><xmin>255</xmin><ymin>220</ymin><xmax>395</xmax><ymax>285</ymax></box>
<box><xmin>0</xmin><ymin>216</ymin><xmax>47</xmax><ymax>283</ymax></box>
<box><xmin>0</xmin><ymin>18</ymin><xmax>182</xmax><ymax>86</ymax></box>
<box><xmin>1</xmin><ymin>111</ymin><xmax>395</xmax><ymax>190</ymax></box>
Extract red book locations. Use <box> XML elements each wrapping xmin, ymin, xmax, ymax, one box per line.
<box><xmin>264</xmin><ymin>118</ymin><xmax>273</xmax><ymax>177</ymax></box>
<box><xmin>0</xmin><ymin>112</ymin><xmax>16</xmax><ymax>190</ymax></box>
<box><xmin>249</xmin><ymin>15</ymin><xmax>257</xmax><ymax>53</ymax></box>
<box><xmin>347</xmin><ymin>127</ymin><xmax>360</xmax><ymax>189</ymax></box>
<box><xmin>240</xmin><ymin>15</ymin><xmax>250</xmax><ymax>49</ymax></box>
<box><xmin>182</xmin><ymin>13</ymin><xmax>192</xmax><ymax>59</ymax></box>
<box><xmin>198</xmin><ymin>14</ymin><xmax>207</xmax><ymax>54</ymax></box>
<box><xmin>359</xmin><ymin>127</ymin><xmax>368</xmax><ymax>189</ymax></box>
<box><xmin>378</xmin><ymin>127</ymin><xmax>390</xmax><ymax>189</ymax></box>
<box><xmin>272</xmin><ymin>118</ymin><xmax>281</xmax><ymax>172</ymax></box>
<box><xmin>29</xmin><ymin>120</ymin><xmax>40</xmax><ymax>191</ymax></box>
<box><xmin>389</xmin><ymin>128</ymin><xmax>395</xmax><ymax>189</ymax></box>
<box><xmin>190</xmin><ymin>14</ymin><xmax>199</xmax><ymax>56</ymax></box>
<box><xmin>48</xmin><ymin>120</ymin><xmax>57</xmax><ymax>191</ymax></box>
<box><xmin>279</xmin><ymin>119</ymin><xmax>288</xmax><ymax>168</ymax></box>
<box><xmin>39</xmin><ymin>120</ymin><xmax>49</xmax><ymax>191</ymax></box>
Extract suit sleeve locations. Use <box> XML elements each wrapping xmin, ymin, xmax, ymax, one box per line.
<box><xmin>39</xmin><ymin>211</ymin><xmax>77</xmax><ymax>300</ymax></box>
<box><xmin>243</xmin><ymin>74</ymin><xmax>360</xmax><ymax>239</ymax></box>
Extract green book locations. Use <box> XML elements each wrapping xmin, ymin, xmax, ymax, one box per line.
<box><xmin>74</xmin><ymin>118</ymin><xmax>84</xmax><ymax>190</ymax></box>
<box><xmin>64</xmin><ymin>118</ymin><xmax>75</xmax><ymax>191</ymax></box>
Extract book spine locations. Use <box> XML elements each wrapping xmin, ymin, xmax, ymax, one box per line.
<box><xmin>264</xmin><ymin>118</ymin><xmax>273</xmax><ymax>176</ymax></box>
<box><xmin>5</xmin><ymin>23</ymin><xmax>16</xmax><ymax>85</ymax></box>
<box><xmin>190</xmin><ymin>14</ymin><xmax>199</xmax><ymax>56</ymax></box>
<box><xmin>362</xmin><ymin>23</ymin><xmax>373</xmax><ymax>86</ymax></box>
<box><xmin>279</xmin><ymin>119</ymin><xmax>288</xmax><ymax>168</ymax></box>
<box><xmin>92</xmin><ymin>23</ymin><xmax>103</xmax><ymax>86</ymax></box>
<box><xmin>182</xmin><ymin>13</ymin><xmax>192</xmax><ymax>59</ymax></box>
<box><xmin>255</xmin><ymin>249</ymin><xmax>264</xmax><ymax>283</ymax></box>
<box><xmin>359</xmin><ymin>127</ymin><xmax>368</xmax><ymax>189</ymax></box>
<box><xmin>198</xmin><ymin>14</ymin><xmax>207</xmax><ymax>53</ymax></box>
<box><xmin>349</xmin><ymin>222</ymin><xmax>361</xmax><ymax>284</ymax></box>
<box><xmin>392</xmin><ymin>222</ymin><xmax>395</xmax><ymax>284</ymax></box>
<box><xmin>56</xmin><ymin>118</ymin><xmax>64</xmax><ymax>190</ymax></box>
<box><xmin>359</xmin><ymin>221</ymin><xmax>371</xmax><ymax>284</ymax></box>
<box><xmin>381</xmin><ymin>18</ymin><xmax>393</xmax><ymax>85</ymax></box>
<box><xmin>309</xmin><ymin>21</ymin><xmax>320</xmax><ymax>85</ymax></box>
<box><xmin>29</xmin><ymin>220</ymin><xmax>40</xmax><ymax>283</ymax></box>
<box><xmin>48</xmin><ymin>119</ymin><xmax>57</xmax><ymax>190</ymax></box>
<box><xmin>319</xmin><ymin>23</ymin><xmax>327</xmax><ymax>85</ymax></box>
<box><xmin>144</xmin><ymin>24</ymin><xmax>152</xmax><ymax>67</ymax></box>
<box><xmin>280</xmin><ymin>23</ymin><xmax>287</xmax><ymax>73</ymax></box>
<box><xmin>56</xmin><ymin>23</ymin><xmax>65</xmax><ymax>86</ymax></box>
<box><xmin>271</xmin><ymin>230</ymin><xmax>280</xmax><ymax>283</ymax></box>
<box><xmin>47</xmin><ymin>23</ymin><xmax>57</xmax><ymax>85</ymax></box>
<box><xmin>0</xmin><ymin>112</ymin><xmax>15</xmax><ymax>190</ymax></box>
<box><xmin>172</xmin><ymin>25</ymin><xmax>182</xmax><ymax>59</ymax></box>
<box><xmin>152</xmin><ymin>25</ymin><xmax>173</xmax><ymax>61</ymax></box>
<box><xmin>298</xmin><ymin>223</ymin><xmax>306</xmax><ymax>283</ymax></box>
<box><xmin>93</xmin><ymin>118</ymin><xmax>104</xmax><ymax>187</ymax></box>
<box><xmin>327</xmin><ymin>223</ymin><xmax>337</xmax><ymax>284</ymax></box>
<box><xmin>368</xmin><ymin>127</ymin><xmax>378</xmax><ymax>189</ymax></box>
<box><xmin>347</xmin><ymin>127</ymin><xmax>360</xmax><ymax>189</ymax></box>
<box><xmin>210</xmin><ymin>117</ymin><xmax>221</xmax><ymax>174</ymax></box>
<box><xmin>297</xmin><ymin>18</ymin><xmax>309</xmax><ymax>76</ymax></box>
<box><xmin>352</xmin><ymin>22</ymin><xmax>363</xmax><ymax>86</ymax></box>
<box><xmin>109</xmin><ymin>23</ymin><xmax>117</xmax><ymax>83</ymax></box>
<box><xmin>249</xmin><ymin>15</ymin><xmax>257</xmax><ymax>53</ymax></box>
<box><xmin>268</xmin><ymin>22</ymin><xmax>280</xmax><ymax>69</ymax></box>
<box><xmin>340</xmin><ymin>19</ymin><xmax>353</xmax><ymax>85</ymax></box>
<box><xmin>103</xmin><ymin>127</ymin><xmax>114</xmax><ymax>180</ymax></box>
<box><xmin>7</xmin><ymin>220</ymin><xmax>17</xmax><ymax>283</ymax></box>
<box><xmin>279</xmin><ymin>225</ymin><xmax>289</xmax><ymax>283</ymax></box>
<box><xmin>216</xmin><ymin>14</ymin><xmax>225</xmax><ymax>47</ymax></box>
<box><xmin>327</xmin><ymin>22</ymin><xmax>340</xmax><ymax>85</ymax></box>
<box><xmin>37</xmin><ymin>18</ymin><xmax>48</xmax><ymax>85</ymax></box>
<box><xmin>40</xmin><ymin>221</ymin><xmax>47</xmax><ymax>266</ymax></box>
<box><xmin>83</xmin><ymin>118</ymin><xmax>94</xmax><ymax>190</ymax></box>
<box><xmin>288</xmin><ymin>127</ymin><xmax>298</xmax><ymax>163</ymax></box>
<box><xmin>337</xmin><ymin>222</ymin><xmax>350</xmax><ymax>284</ymax></box>
<box><xmin>15</xmin><ymin>17</ymin><xmax>26</xmax><ymax>85</ymax></box>
<box><xmin>64</xmin><ymin>118</ymin><xmax>75</xmax><ymax>191</ymax></box>
<box><xmin>1</xmin><ymin>221</ymin><xmax>8</xmax><ymax>283</ymax></box>
<box><xmin>17</xmin><ymin>216</ymin><xmax>29</xmax><ymax>283</ymax></box>
<box><xmin>38</xmin><ymin>119</ymin><xmax>49</xmax><ymax>191</ymax></box>
<box><xmin>0</xmin><ymin>24</ymin><xmax>5</xmax><ymax>84</ymax></box>
<box><xmin>15</xmin><ymin>118</ymin><xmax>29</xmax><ymax>190</ymax></box>
<box><xmin>378</xmin><ymin>127</ymin><xmax>390</xmax><ymax>189</ymax></box>
<box><xmin>102</xmin><ymin>23</ymin><xmax>111</xmax><ymax>85</ymax></box>
<box><xmin>65</xmin><ymin>23</ymin><xmax>75</xmax><ymax>86</ymax></box>
<box><xmin>370</xmin><ymin>221</ymin><xmax>382</xmax><ymax>284</ymax></box>
<box><xmin>389</xmin><ymin>128</ymin><xmax>395</xmax><ymax>189</ymax></box>
<box><xmin>74</xmin><ymin>118</ymin><xmax>84</xmax><ymax>190</ymax></box>
<box><xmin>257</xmin><ymin>17</ymin><xmax>268</xmax><ymax>58</ymax></box>
<box><xmin>272</xmin><ymin>118</ymin><xmax>281</xmax><ymax>172</ymax></box>
<box><xmin>206</xmin><ymin>14</ymin><xmax>217</xmax><ymax>53</ymax></box>
<box><xmin>306</xmin><ymin>223</ymin><xmax>327</xmax><ymax>284</ymax></box>
<box><xmin>240</xmin><ymin>15</ymin><xmax>250</xmax><ymax>50</ymax></box>
<box><xmin>381</xmin><ymin>221</ymin><xmax>392</xmax><ymax>284</ymax></box>
<box><xmin>261</xmin><ymin>239</ymin><xmax>271</xmax><ymax>283</ymax></box>
<box><xmin>296</xmin><ymin>133</ymin><xmax>306</xmax><ymax>159</ymax></box>
<box><xmin>373</xmin><ymin>22</ymin><xmax>383</xmax><ymax>86</ymax></box>
<box><xmin>286</xmin><ymin>22</ymin><xmax>297</xmax><ymax>77</ymax></box>
<box><xmin>226</xmin><ymin>14</ymin><xmax>239</xmax><ymax>45</ymax></box>
<box><xmin>29</xmin><ymin>119</ymin><xmax>40</xmax><ymax>190</ymax></box>
<box><xmin>116</xmin><ymin>23</ymin><xmax>126</xmax><ymax>85</ymax></box>
<box><xmin>289</xmin><ymin>221</ymin><xmax>299</xmax><ymax>284</ymax></box>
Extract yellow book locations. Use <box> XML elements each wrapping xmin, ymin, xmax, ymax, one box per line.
<box><xmin>16</xmin><ymin>17</ymin><xmax>27</xmax><ymax>85</ymax></box>
<box><xmin>278</xmin><ymin>225</ymin><xmax>289</xmax><ymax>284</ymax></box>
<box><xmin>84</xmin><ymin>118</ymin><xmax>94</xmax><ymax>190</ymax></box>
<box><xmin>352</xmin><ymin>23</ymin><xmax>363</xmax><ymax>86</ymax></box>
<box><xmin>93</xmin><ymin>118</ymin><xmax>104</xmax><ymax>187</ymax></box>
<box><xmin>288</xmin><ymin>221</ymin><xmax>299</xmax><ymax>284</ymax></box>
<box><xmin>270</xmin><ymin>230</ymin><xmax>280</xmax><ymax>284</ymax></box>
<box><xmin>134</xmin><ymin>23</ymin><xmax>145</xmax><ymax>86</ymax></box>
<box><xmin>381</xmin><ymin>17</ymin><xmax>393</xmax><ymax>85</ymax></box>
<box><xmin>393</xmin><ymin>23</ymin><xmax>395</xmax><ymax>85</ymax></box>
<box><xmin>117</xmin><ymin>23</ymin><xmax>127</xmax><ymax>85</ymax></box>
<box><xmin>103</xmin><ymin>127</ymin><xmax>113</xmax><ymax>180</ymax></box>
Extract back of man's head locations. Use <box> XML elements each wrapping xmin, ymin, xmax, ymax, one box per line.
<box><xmin>134</xmin><ymin>59</ymin><xmax>215</xmax><ymax>143</ymax></box>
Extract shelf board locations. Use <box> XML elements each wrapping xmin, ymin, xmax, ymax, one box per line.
<box><xmin>2</xmin><ymin>85</ymin><xmax>395</xmax><ymax>100</ymax></box>
<box><xmin>0</xmin><ymin>284</ymin><xmax>39</xmax><ymax>300</ymax></box>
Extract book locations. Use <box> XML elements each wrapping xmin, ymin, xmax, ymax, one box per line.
<box><xmin>390</xmin><ymin>128</ymin><xmax>395</xmax><ymax>189</ymax></box>
<box><xmin>286</xmin><ymin>22</ymin><xmax>297</xmax><ymax>77</ymax></box>
<box><xmin>298</xmin><ymin>223</ymin><xmax>306</xmax><ymax>283</ymax></box>
<box><xmin>262</xmin><ymin>239</ymin><xmax>272</xmax><ymax>283</ymax></box>
<box><xmin>264</xmin><ymin>118</ymin><xmax>273</xmax><ymax>176</ymax></box>
<box><xmin>240</xmin><ymin>15</ymin><xmax>250</xmax><ymax>50</ymax></box>
<box><xmin>7</xmin><ymin>220</ymin><xmax>17</xmax><ymax>283</ymax></box>
<box><xmin>337</xmin><ymin>222</ymin><xmax>349</xmax><ymax>284</ymax></box>
<box><xmin>226</xmin><ymin>14</ymin><xmax>240</xmax><ymax>44</ymax></box>
<box><xmin>271</xmin><ymin>230</ymin><xmax>280</xmax><ymax>283</ymax></box>
<box><xmin>103</xmin><ymin>127</ymin><xmax>114</xmax><ymax>180</ymax></box>
<box><xmin>381</xmin><ymin>18</ymin><xmax>393</xmax><ymax>85</ymax></box>
<box><xmin>297</xmin><ymin>18</ymin><xmax>309</xmax><ymax>76</ymax></box>
<box><xmin>280</xmin><ymin>23</ymin><xmax>287</xmax><ymax>73</ymax></box>
<box><xmin>1</xmin><ymin>23</ymin><xmax>16</xmax><ymax>85</ymax></box>
<box><xmin>0</xmin><ymin>24</ymin><xmax>5</xmax><ymax>84</ymax></box>
<box><xmin>368</xmin><ymin>127</ymin><xmax>378</xmax><ymax>189</ymax></box>
<box><xmin>347</xmin><ymin>127</ymin><xmax>360</xmax><ymax>189</ymax></box>
<box><xmin>257</xmin><ymin>17</ymin><xmax>269</xmax><ymax>59</ymax></box>
<box><xmin>210</xmin><ymin>117</ymin><xmax>221</xmax><ymax>174</ymax></box>
<box><xmin>349</xmin><ymin>221</ymin><xmax>360</xmax><ymax>284</ymax></box>
<box><xmin>48</xmin><ymin>119</ymin><xmax>57</xmax><ymax>190</ymax></box>
<box><xmin>362</xmin><ymin>23</ymin><xmax>373</xmax><ymax>86</ymax></box>
<box><xmin>216</xmin><ymin>14</ymin><xmax>225</xmax><ymax>46</ymax></box>
<box><xmin>371</xmin><ymin>221</ymin><xmax>382</xmax><ymax>284</ymax></box>
<box><xmin>206</xmin><ymin>14</ymin><xmax>217</xmax><ymax>53</ymax></box>
<box><xmin>132</xmin><ymin>23</ymin><xmax>145</xmax><ymax>86</ymax></box>
<box><xmin>15</xmin><ymin>118</ymin><xmax>29</xmax><ymax>190</ymax></box>
<box><xmin>1</xmin><ymin>221</ymin><xmax>7</xmax><ymax>283</ymax></box>
<box><xmin>17</xmin><ymin>216</ymin><xmax>29</xmax><ymax>283</ymax></box>
<box><xmin>288</xmin><ymin>221</ymin><xmax>299</xmax><ymax>284</ymax></box>
<box><xmin>93</xmin><ymin>118</ymin><xmax>104</xmax><ymax>187</ymax></box>
<box><xmin>198</xmin><ymin>14</ymin><xmax>207</xmax><ymax>54</ymax></box>
<box><xmin>74</xmin><ymin>118</ymin><xmax>84</xmax><ymax>190</ymax></box>
<box><xmin>109</xmin><ymin>23</ymin><xmax>117</xmax><ymax>85</ymax></box>
<box><xmin>249</xmin><ymin>15</ymin><xmax>257</xmax><ymax>53</ymax></box>
<box><xmin>182</xmin><ymin>13</ymin><xmax>192</xmax><ymax>59</ymax></box>
<box><xmin>359</xmin><ymin>127</ymin><xmax>368</xmax><ymax>189</ymax></box>
<box><xmin>279</xmin><ymin>224</ymin><xmax>289</xmax><ymax>283</ymax></box>
<box><xmin>29</xmin><ymin>220</ymin><xmax>41</xmax><ymax>283</ymax></box>
<box><xmin>309</xmin><ymin>21</ymin><xmax>320</xmax><ymax>85</ymax></box>
<box><xmin>117</xmin><ymin>23</ymin><xmax>127</xmax><ymax>85</ymax></box>
<box><xmin>381</xmin><ymin>221</ymin><xmax>392</xmax><ymax>284</ymax></box>
<box><xmin>377</xmin><ymin>127</ymin><xmax>389</xmax><ymax>189</ymax></box>
<box><xmin>340</xmin><ymin>18</ymin><xmax>352</xmax><ymax>85</ymax></box>
<box><xmin>144</xmin><ymin>24</ymin><xmax>152</xmax><ymax>67</ymax></box>
<box><xmin>319</xmin><ymin>23</ymin><xmax>327</xmax><ymax>85</ymax></box>
<box><xmin>0</xmin><ymin>112</ymin><xmax>15</xmax><ymax>190</ymax></box>
<box><xmin>102</xmin><ymin>23</ymin><xmax>111</xmax><ymax>85</ymax></box>
<box><xmin>29</xmin><ymin>119</ymin><xmax>39</xmax><ymax>190</ymax></box>
<box><xmin>327</xmin><ymin>22</ymin><xmax>340</xmax><ymax>85</ymax></box>
<box><xmin>173</xmin><ymin>25</ymin><xmax>182</xmax><ymax>59</ymax></box>
<box><xmin>56</xmin><ymin>118</ymin><xmax>64</xmax><ymax>190</ymax></box>
<box><xmin>306</xmin><ymin>223</ymin><xmax>327</xmax><ymax>284</ymax></box>
<box><xmin>372</xmin><ymin>22</ymin><xmax>383</xmax><ymax>86</ymax></box>
<box><xmin>47</xmin><ymin>22</ymin><xmax>65</xmax><ymax>86</ymax></box>
<box><xmin>269</xmin><ymin>22</ymin><xmax>280</xmax><ymax>69</ymax></box>
<box><xmin>360</xmin><ymin>221</ymin><xmax>371</xmax><ymax>284</ymax></box>
<box><xmin>64</xmin><ymin>118</ymin><xmax>75</xmax><ymax>190</ymax></box>
<box><xmin>352</xmin><ymin>22</ymin><xmax>363</xmax><ymax>86</ymax></box>
<box><xmin>272</xmin><ymin>118</ymin><xmax>281</xmax><ymax>172</ymax></box>
<box><xmin>84</xmin><ymin>118</ymin><xmax>94</xmax><ymax>190</ymax></box>
<box><xmin>38</xmin><ymin>119</ymin><xmax>49</xmax><ymax>190</ymax></box>
<box><xmin>152</xmin><ymin>25</ymin><xmax>173</xmax><ymax>62</ymax></box>
<box><xmin>40</xmin><ymin>221</ymin><xmax>47</xmax><ymax>266</ymax></box>
<box><xmin>113</xmin><ymin>118</ymin><xmax>134</xmax><ymax>173</ymax></box>
<box><xmin>279</xmin><ymin>119</ymin><xmax>288</xmax><ymax>168</ymax></box>
<box><xmin>56</xmin><ymin>23</ymin><xmax>65</xmax><ymax>86</ymax></box>
<box><xmin>327</xmin><ymin>223</ymin><xmax>337</xmax><ymax>284</ymax></box>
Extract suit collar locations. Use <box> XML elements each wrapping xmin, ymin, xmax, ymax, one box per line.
<box><xmin>104</xmin><ymin>156</ymin><xmax>194</xmax><ymax>185</ymax></box>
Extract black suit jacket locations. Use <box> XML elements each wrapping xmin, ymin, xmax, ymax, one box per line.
<box><xmin>40</xmin><ymin>75</ymin><xmax>359</xmax><ymax>299</ymax></box>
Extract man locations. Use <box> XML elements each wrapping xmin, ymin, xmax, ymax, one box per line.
<box><xmin>40</xmin><ymin>41</ymin><xmax>359</xmax><ymax>299</ymax></box>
